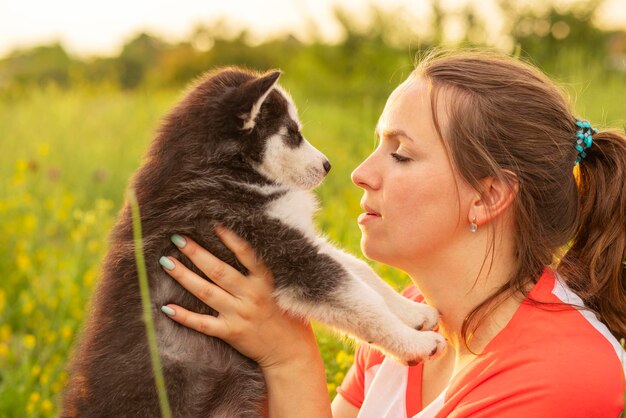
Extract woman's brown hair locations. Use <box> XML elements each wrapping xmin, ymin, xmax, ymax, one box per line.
<box><xmin>413</xmin><ymin>50</ymin><xmax>626</xmax><ymax>348</ymax></box>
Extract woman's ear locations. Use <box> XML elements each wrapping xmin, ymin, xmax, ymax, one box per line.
<box><xmin>470</xmin><ymin>170</ymin><xmax>519</xmax><ymax>227</ymax></box>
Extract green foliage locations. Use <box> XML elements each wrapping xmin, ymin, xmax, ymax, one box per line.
<box><xmin>0</xmin><ymin>44</ymin><xmax>77</xmax><ymax>89</ymax></box>
<box><xmin>505</xmin><ymin>0</ymin><xmax>614</xmax><ymax>70</ymax></box>
<box><xmin>1</xmin><ymin>1</ymin><xmax>622</xmax><ymax>98</ymax></box>
<box><xmin>1</xmin><ymin>1</ymin><xmax>625</xmax><ymax>416</ymax></box>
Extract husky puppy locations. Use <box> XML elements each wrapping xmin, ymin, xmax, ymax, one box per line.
<box><xmin>61</xmin><ymin>68</ymin><xmax>445</xmax><ymax>417</ymax></box>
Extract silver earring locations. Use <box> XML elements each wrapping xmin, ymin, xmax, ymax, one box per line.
<box><xmin>469</xmin><ymin>216</ymin><xmax>478</xmax><ymax>233</ymax></box>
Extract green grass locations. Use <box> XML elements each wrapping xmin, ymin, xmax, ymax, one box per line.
<box><xmin>0</xmin><ymin>66</ymin><xmax>624</xmax><ymax>416</ymax></box>
<box><xmin>129</xmin><ymin>189</ymin><xmax>172</xmax><ymax>418</ymax></box>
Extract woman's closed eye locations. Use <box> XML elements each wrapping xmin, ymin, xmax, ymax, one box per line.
<box><xmin>390</xmin><ymin>152</ymin><xmax>412</xmax><ymax>163</ymax></box>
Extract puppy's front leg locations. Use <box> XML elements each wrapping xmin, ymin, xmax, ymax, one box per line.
<box><xmin>274</xmin><ymin>275</ymin><xmax>446</xmax><ymax>364</ymax></box>
<box><xmin>318</xmin><ymin>243</ymin><xmax>438</xmax><ymax>331</ymax></box>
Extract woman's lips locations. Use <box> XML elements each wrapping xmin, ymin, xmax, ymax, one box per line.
<box><xmin>358</xmin><ymin>204</ymin><xmax>381</xmax><ymax>225</ymax></box>
<box><xmin>357</xmin><ymin>212</ymin><xmax>381</xmax><ymax>224</ymax></box>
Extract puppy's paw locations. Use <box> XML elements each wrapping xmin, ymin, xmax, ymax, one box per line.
<box><xmin>424</xmin><ymin>331</ymin><xmax>447</xmax><ymax>360</ymax></box>
<box><xmin>390</xmin><ymin>330</ymin><xmax>447</xmax><ymax>365</ymax></box>
<box><xmin>393</xmin><ymin>299</ymin><xmax>440</xmax><ymax>331</ymax></box>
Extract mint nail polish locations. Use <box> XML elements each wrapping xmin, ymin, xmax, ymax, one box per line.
<box><xmin>171</xmin><ymin>234</ymin><xmax>186</xmax><ymax>249</ymax></box>
<box><xmin>159</xmin><ymin>256</ymin><xmax>175</xmax><ymax>270</ymax></box>
<box><xmin>161</xmin><ymin>306</ymin><xmax>175</xmax><ymax>316</ymax></box>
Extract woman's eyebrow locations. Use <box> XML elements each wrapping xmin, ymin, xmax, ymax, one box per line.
<box><xmin>375</xmin><ymin>127</ymin><xmax>415</xmax><ymax>143</ymax></box>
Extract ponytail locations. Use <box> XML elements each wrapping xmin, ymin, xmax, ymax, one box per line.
<box><xmin>559</xmin><ymin>129</ymin><xmax>626</xmax><ymax>341</ymax></box>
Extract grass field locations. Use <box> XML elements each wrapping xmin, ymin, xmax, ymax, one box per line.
<box><xmin>0</xmin><ymin>65</ymin><xmax>624</xmax><ymax>416</ymax></box>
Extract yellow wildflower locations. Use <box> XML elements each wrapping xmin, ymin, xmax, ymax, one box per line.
<box><xmin>0</xmin><ymin>343</ymin><xmax>9</xmax><ymax>358</ymax></box>
<box><xmin>37</xmin><ymin>143</ymin><xmax>50</xmax><ymax>157</ymax></box>
<box><xmin>29</xmin><ymin>392</ymin><xmax>41</xmax><ymax>403</ymax></box>
<box><xmin>84</xmin><ymin>211</ymin><xmax>96</xmax><ymax>225</ymax></box>
<box><xmin>0</xmin><ymin>324</ymin><xmax>11</xmax><ymax>341</ymax></box>
<box><xmin>335</xmin><ymin>350</ymin><xmax>354</xmax><ymax>367</ymax></box>
<box><xmin>61</xmin><ymin>325</ymin><xmax>72</xmax><ymax>340</ymax></box>
<box><xmin>41</xmin><ymin>399</ymin><xmax>54</xmax><ymax>413</ymax></box>
<box><xmin>16</xmin><ymin>252</ymin><xmax>32</xmax><ymax>272</ymax></box>
<box><xmin>23</xmin><ymin>334</ymin><xmax>36</xmax><ymax>349</ymax></box>
<box><xmin>15</xmin><ymin>159</ymin><xmax>28</xmax><ymax>173</ymax></box>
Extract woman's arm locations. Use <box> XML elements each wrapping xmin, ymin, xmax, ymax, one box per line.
<box><xmin>158</xmin><ymin>227</ymin><xmax>332</xmax><ymax>418</ymax></box>
<box><xmin>331</xmin><ymin>394</ymin><xmax>360</xmax><ymax>418</ymax></box>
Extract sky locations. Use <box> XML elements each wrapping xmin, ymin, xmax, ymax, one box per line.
<box><xmin>1</xmin><ymin>0</ymin><xmax>625</xmax><ymax>57</ymax></box>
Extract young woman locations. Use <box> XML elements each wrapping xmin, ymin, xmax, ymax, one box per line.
<box><xmin>158</xmin><ymin>51</ymin><xmax>626</xmax><ymax>417</ymax></box>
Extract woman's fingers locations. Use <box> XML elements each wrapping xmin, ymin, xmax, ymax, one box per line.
<box><xmin>161</xmin><ymin>304</ymin><xmax>228</xmax><ymax>339</ymax></box>
<box><xmin>169</xmin><ymin>234</ymin><xmax>245</xmax><ymax>297</ymax></box>
<box><xmin>159</xmin><ymin>256</ymin><xmax>236</xmax><ymax>313</ymax></box>
<box><xmin>215</xmin><ymin>226</ymin><xmax>272</xmax><ymax>282</ymax></box>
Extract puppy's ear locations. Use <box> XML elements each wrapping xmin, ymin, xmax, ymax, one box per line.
<box><xmin>236</xmin><ymin>71</ymin><xmax>281</xmax><ymax>131</ymax></box>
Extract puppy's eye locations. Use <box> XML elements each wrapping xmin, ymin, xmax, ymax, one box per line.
<box><xmin>285</xmin><ymin>128</ymin><xmax>303</xmax><ymax>145</ymax></box>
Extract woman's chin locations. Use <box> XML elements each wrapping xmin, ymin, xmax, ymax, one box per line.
<box><xmin>360</xmin><ymin>239</ymin><xmax>388</xmax><ymax>264</ymax></box>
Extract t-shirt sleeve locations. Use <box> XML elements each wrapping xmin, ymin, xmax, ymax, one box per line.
<box><xmin>336</xmin><ymin>344</ymin><xmax>368</xmax><ymax>408</ymax></box>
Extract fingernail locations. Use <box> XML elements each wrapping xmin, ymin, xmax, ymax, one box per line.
<box><xmin>159</xmin><ymin>256</ymin><xmax>175</xmax><ymax>270</ymax></box>
<box><xmin>171</xmin><ymin>234</ymin><xmax>186</xmax><ymax>248</ymax></box>
<box><xmin>161</xmin><ymin>306</ymin><xmax>175</xmax><ymax>316</ymax></box>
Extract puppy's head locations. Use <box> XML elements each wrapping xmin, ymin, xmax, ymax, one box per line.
<box><xmin>160</xmin><ymin>68</ymin><xmax>330</xmax><ymax>190</ymax></box>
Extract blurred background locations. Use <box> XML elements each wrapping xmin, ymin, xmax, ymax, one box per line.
<box><xmin>1</xmin><ymin>0</ymin><xmax>625</xmax><ymax>415</ymax></box>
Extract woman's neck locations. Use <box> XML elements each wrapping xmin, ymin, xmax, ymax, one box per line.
<box><xmin>407</xmin><ymin>230</ymin><xmax>523</xmax><ymax>357</ymax></box>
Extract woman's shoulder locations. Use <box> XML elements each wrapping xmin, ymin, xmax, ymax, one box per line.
<box><xmin>443</xmin><ymin>269</ymin><xmax>625</xmax><ymax>416</ymax></box>
<box><xmin>514</xmin><ymin>269</ymin><xmax>625</xmax><ymax>367</ymax></box>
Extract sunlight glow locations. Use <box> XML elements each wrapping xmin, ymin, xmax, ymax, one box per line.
<box><xmin>0</xmin><ymin>0</ymin><xmax>624</xmax><ymax>57</ymax></box>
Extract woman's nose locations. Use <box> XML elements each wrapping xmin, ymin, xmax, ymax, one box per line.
<box><xmin>351</xmin><ymin>154</ymin><xmax>380</xmax><ymax>190</ymax></box>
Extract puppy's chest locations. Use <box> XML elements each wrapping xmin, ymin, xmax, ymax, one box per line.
<box><xmin>264</xmin><ymin>190</ymin><xmax>319</xmax><ymax>240</ymax></box>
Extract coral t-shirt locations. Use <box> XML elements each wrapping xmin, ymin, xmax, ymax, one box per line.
<box><xmin>337</xmin><ymin>269</ymin><xmax>625</xmax><ymax>417</ymax></box>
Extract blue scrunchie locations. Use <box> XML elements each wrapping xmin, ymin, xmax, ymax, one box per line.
<box><xmin>574</xmin><ymin>119</ymin><xmax>598</xmax><ymax>165</ymax></box>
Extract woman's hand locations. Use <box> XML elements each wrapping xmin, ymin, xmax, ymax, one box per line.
<box><xmin>158</xmin><ymin>227</ymin><xmax>335</xmax><ymax>417</ymax></box>
<box><xmin>158</xmin><ymin>226</ymin><xmax>318</xmax><ymax>370</ymax></box>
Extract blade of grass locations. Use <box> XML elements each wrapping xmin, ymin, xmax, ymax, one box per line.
<box><xmin>128</xmin><ymin>188</ymin><xmax>172</xmax><ymax>418</ymax></box>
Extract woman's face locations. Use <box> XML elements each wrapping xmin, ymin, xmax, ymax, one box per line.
<box><xmin>351</xmin><ymin>76</ymin><xmax>475</xmax><ymax>272</ymax></box>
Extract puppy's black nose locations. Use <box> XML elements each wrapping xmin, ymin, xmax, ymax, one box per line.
<box><xmin>323</xmin><ymin>160</ymin><xmax>332</xmax><ymax>173</ymax></box>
